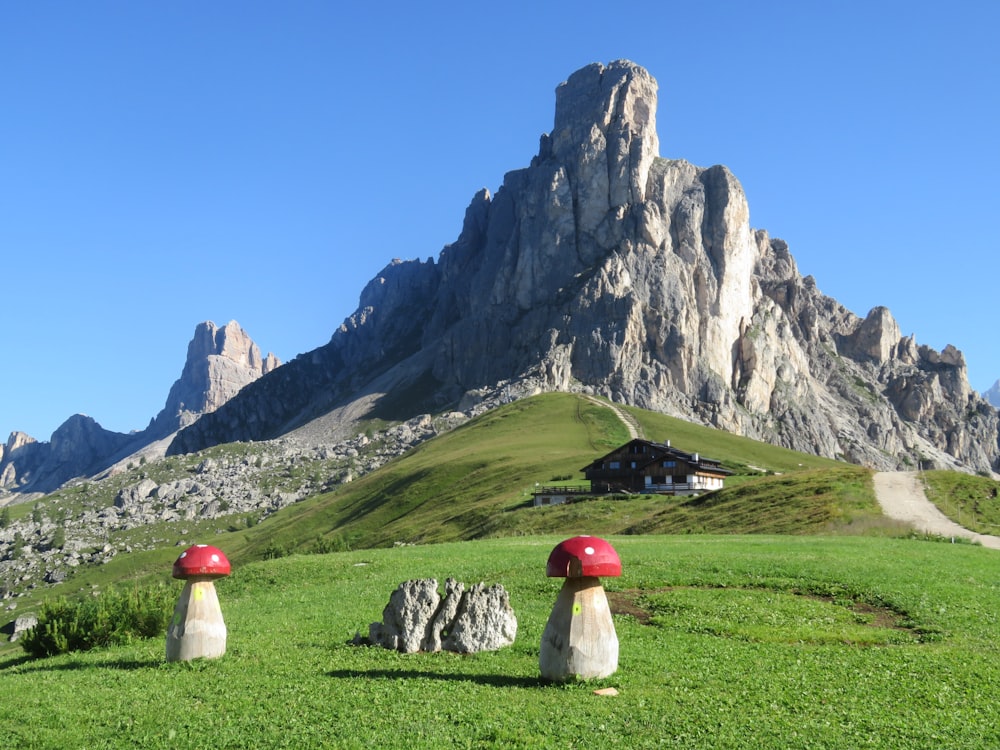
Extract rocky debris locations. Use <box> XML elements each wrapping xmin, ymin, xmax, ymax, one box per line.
<box><xmin>166</xmin><ymin>60</ymin><xmax>1000</xmax><ymax>476</ymax></box>
<box><xmin>0</xmin><ymin>411</ymin><xmax>460</xmax><ymax>603</ymax></box>
<box><xmin>366</xmin><ymin>577</ymin><xmax>517</xmax><ymax>654</ymax></box>
<box><xmin>114</xmin><ymin>478</ymin><xmax>158</xmax><ymax>508</ymax></box>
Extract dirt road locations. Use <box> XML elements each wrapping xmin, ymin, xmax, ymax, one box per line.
<box><xmin>873</xmin><ymin>471</ymin><xmax>1000</xmax><ymax>550</ymax></box>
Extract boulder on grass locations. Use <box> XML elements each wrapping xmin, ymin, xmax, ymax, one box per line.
<box><xmin>367</xmin><ymin>577</ymin><xmax>517</xmax><ymax>654</ymax></box>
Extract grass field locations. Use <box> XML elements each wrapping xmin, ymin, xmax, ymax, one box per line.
<box><xmin>2</xmin><ymin>534</ymin><xmax>999</xmax><ymax>748</ymax></box>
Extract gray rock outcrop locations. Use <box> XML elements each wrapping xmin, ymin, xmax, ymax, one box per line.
<box><xmin>367</xmin><ymin>578</ymin><xmax>517</xmax><ymax>654</ymax></box>
<box><xmin>149</xmin><ymin>320</ymin><xmax>280</xmax><ymax>435</ymax></box>
<box><xmin>170</xmin><ymin>60</ymin><xmax>1000</xmax><ymax>474</ymax></box>
<box><xmin>10</xmin><ymin>613</ymin><xmax>38</xmax><ymax>642</ymax></box>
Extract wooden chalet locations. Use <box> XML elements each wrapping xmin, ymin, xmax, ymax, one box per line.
<box><xmin>581</xmin><ymin>438</ymin><xmax>731</xmax><ymax>496</ymax></box>
<box><xmin>532</xmin><ymin>438</ymin><xmax>732</xmax><ymax>506</ymax></box>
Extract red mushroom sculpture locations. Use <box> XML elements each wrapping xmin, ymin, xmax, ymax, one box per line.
<box><xmin>165</xmin><ymin>544</ymin><xmax>231</xmax><ymax>662</ymax></box>
<box><xmin>539</xmin><ymin>535</ymin><xmax>621</xmax><ymax>681</ymax></box>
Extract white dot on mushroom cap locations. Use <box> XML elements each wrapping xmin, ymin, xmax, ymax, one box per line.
<box><xmin>584</xmin><ymin>546</ymin><xmax>595</xmax><ymax>555</ymax></box>
<box><xmin>179</xmin><ymin>552</ymin><xmax>187</xmax><ymax>559</ymax></box>
<box><xmin>211</xmin><ymin>554</ymin><xmax>220</xmax><ymax>563</ymax></box>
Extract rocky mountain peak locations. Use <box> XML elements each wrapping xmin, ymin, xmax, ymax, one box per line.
<box><xmin>151</xmin><ymin>320</ymin><xmax>280</xmax><ymax>433</ymax></box>
<box><xmin>544</xmin><ymin>60</ymin><xmax>659</xmax><ymax>215</ymax></box>
<box><xmin>0</xmin><ymin>415</ymin><xmax>133</xmax><ymax>496</ymax></box>
<box><xmin>3</xmin><ymin>431</ymin><xmax>36</xmax><ymax>455</ymax></box>
<box><xmin>169</xmin><ymin>60</ymin><xmax>1000</xmax><ymax>475</ymax></box>
<box><xmin>0</xmin><ymin>432</ymin><xmax>36</xmax><ymax>488</ymax></box>
<box><xmin>844</xmin><ymin>306</ymin><xmax>902</xmax><ymax>364</ymax></box>
<box><xmin>186</xmin><ymin>319</ymin><xmax>279</xmax><ymax>375</ymax></box>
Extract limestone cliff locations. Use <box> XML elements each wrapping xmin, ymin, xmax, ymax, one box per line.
<box><xmin>148</xmin><ymin>320</ymin><xmax>280</xmax><ymax>435</ymax></box>
<box><xmin>169</xmin><ymin>61</ymin><xmax>1000</xmax><ymax>473</ymax></box>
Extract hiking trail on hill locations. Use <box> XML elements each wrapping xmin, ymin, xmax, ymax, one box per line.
<box><xmin>873</xmin><ymin>471</ymin><xmax>1000</xmax><ymax>550</ymax></box>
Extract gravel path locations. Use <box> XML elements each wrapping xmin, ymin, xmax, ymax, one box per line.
<box><xmin>873</xmin><ymin>471</ymin><xmax>1000</xmax><ymax>550</ymax></box>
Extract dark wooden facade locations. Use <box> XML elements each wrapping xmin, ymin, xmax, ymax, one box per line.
<box><xmin>581</xmin><ymin>438</ymin><xmax>731</xmax><ymax>495</ymax></box>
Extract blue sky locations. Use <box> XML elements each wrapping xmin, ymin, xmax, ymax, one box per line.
<box><xmin>2</xmin><ymin>1</ymin><xmax>997</xmax><ymax>441</ymax></box>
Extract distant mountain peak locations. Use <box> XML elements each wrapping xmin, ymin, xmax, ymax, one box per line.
<box><xmin>0</xmin><ymin>320</ymin><xmax>278</xmax><ymax>496</ymax></box>
<box><xmin>984</xmin><ymin>380</ymin><xmax>1000</xmax><ymax>408</ymax></box>
<box><xmin>151</xmin><ymin>320</ymin><xmax>281</xmax><ymax>433</ymax></box>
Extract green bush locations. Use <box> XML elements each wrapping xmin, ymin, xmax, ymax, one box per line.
<box><xmin>20</xmin><ymin>584</ymin><xmax>175</xmax><ymax>658</ymax></box>
<box><xmin>261</xmin><ymin>542</ymin><xmax>288</xmax><ymax>560</ymax></box>
<box><xmin>309</xmin><ymin>534</ymin><xmax>351</xmax><ymax>554</ymax></box>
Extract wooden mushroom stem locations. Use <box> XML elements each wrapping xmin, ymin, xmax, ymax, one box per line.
<box><xmin>165</xmin><ymin>576</ymin><xmax>227</xmax><ymax>662</ymax></box>
<box><xmin>539</xmin><ymin>575</ymin><xmax>619</xmax><ymax>681</ymax></box>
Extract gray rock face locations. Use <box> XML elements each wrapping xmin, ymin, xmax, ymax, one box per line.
<box><xmin>150</xmin><ymin>320</ymin><xmax>280</xmax><ymax>435</ymax></box>
<box><xmin>168</xmin><ymin>60</ymin><xmax>998</xmax><ymax>473</ymax></box>
<box><xmin>367</xmin><ymin>578</ymin><xmax>517</xmax><ymax>654</ymax></box>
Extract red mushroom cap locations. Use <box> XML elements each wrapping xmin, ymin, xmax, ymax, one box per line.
<box><xmin>546</xmin><ymin>535</ymin><xmax>621</xmax><ymax>578</ymax></box>
<box><xmin>172</xmin><ymin>544</ymin><xmax>231</xmax><ymax>579</ymax></box>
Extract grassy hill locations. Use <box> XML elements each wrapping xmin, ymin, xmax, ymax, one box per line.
<box><xmin>3</xmin><ymin>393</ymin><xmax>906</xmax><ymax>610</ymax></box>
<box><xmin>148</xmin><ymin>393</ymin><xmax>887</xmax><ymax>563</ymax></box>
<box><xmin>230</xmin><ymin>393</ymin><xmax>885</xmax><ymax>556</ymax></box>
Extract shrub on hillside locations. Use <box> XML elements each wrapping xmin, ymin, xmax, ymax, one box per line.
<box><xmin>20</xmin><ymin>584</ymin><xmax>175</xmax><ymax>658</ymax></box>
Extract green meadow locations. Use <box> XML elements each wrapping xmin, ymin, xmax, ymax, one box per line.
<box><xmin>2</xmin><ymin>393</ymin><xmax>1000</xmax><ymax>747</ymax></box>
<box><xmin>2</xmin><ymin>536</ymin><xmax>999</xmax><ymax>748</ymax></box>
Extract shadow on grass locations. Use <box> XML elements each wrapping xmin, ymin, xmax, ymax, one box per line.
<box><xmin>0</xmin><ymin>655</ymin><xmax>162</xmax><ymax>673</ymax></box>
<box><xmin>327</xmin><ymin>668</ymin><xmax>547</xmax><ymax>689</ymax></box>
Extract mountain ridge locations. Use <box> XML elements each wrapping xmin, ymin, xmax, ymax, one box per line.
<box><xmin>0</xmin><ymin>320</ymin><xmax>278</xmax><ymax>497</ymax></box>
<box><xmin>168</xmin><ymin>60</ymin><xmax>1000</xmax><ymax>475</ymax></box>
<box><xmin>4</xmin><ymin>59</ymin><xmax>997</xmax><ymax>496</ymax></box>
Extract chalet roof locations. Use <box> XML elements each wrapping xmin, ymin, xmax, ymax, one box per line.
<box><xmin>581</xmin><ymin>438</ymin><xmax>732</xmax><ymax>475</ymax></box>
